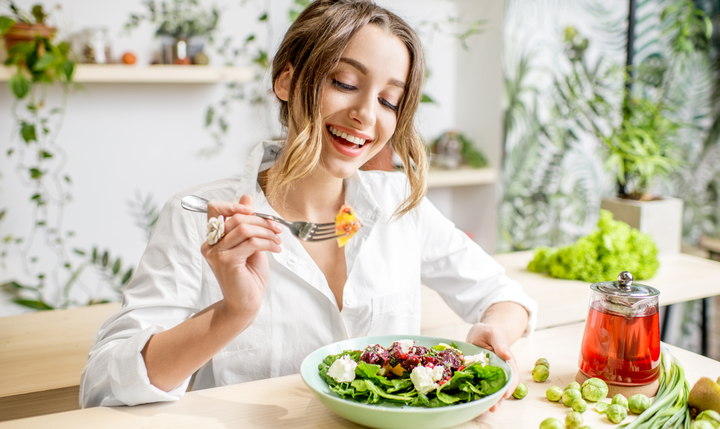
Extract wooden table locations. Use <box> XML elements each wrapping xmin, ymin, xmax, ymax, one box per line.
<box><xmin>1</xmin><ymin>322</ymin><xmax>718</xmax><ymax>429</ymax></box>
<box><xmin>422</xmin><ymin>250</ymin><xmax>720</xmax><ymax>337</ymax></box>
<box><xmin>0</xmin><ymin>302</ymin><xmax>121</xmax><ymax>421</ymax></box>
<box><xmin>2</xmin><ymin>250</ymin><xmax>719</xmax><ymax>422</ymax></box>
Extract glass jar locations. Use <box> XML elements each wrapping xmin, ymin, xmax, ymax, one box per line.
<box><xmin>79</xmin><ymin>28</ymin><xmax>111</xmax><ymax>64</ymax></box>
<box><xmin>578</xmin><ymin>271</ymin><xmax>661</xmax><ymax>385</ymax></box>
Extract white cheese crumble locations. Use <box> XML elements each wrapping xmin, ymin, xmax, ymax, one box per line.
<box><xmin>327</xmin><ymin>355</ymin><xmax>358</xmax><ymax>383</ymax></box>
<box><xmin>397</xmin><ymin>339</ymin><xmax>415</xmax><ymax>354</ymax></box>
<box><xmin>410</xmin><ymin>365</ymin><xmax>445</xmax><ymax>394</ymax></box>
<box><xmin>463</xmin><ymin>352</ymin><xmax>490</xmax><ymax>367</ymax></box>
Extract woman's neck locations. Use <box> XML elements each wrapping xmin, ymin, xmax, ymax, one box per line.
<box><xmin>262</xmin><ymin>165</ymin><xmax>345</xmax><ymax>223</ymax></box>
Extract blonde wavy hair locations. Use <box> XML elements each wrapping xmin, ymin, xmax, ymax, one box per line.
<box><xmin>266</xmin><ymin>0</ymin><xmax>427</xmax><ymax>219</ymax></box>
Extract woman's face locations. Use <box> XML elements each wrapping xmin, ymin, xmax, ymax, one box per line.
<box><xmin>318</xmin><ymin>24</ymin><xmax>410</xmax><ymax>179</ymax></box>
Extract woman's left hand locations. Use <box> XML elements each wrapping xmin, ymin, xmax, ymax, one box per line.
<box><xmin>466</xmin><ymin>323</ymin><xmax>520</xmax><ymax>413</ymax></box>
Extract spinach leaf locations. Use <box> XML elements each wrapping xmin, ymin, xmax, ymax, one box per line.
<box><xmin>469</xmin><ymin>365</ymin><xmax>508</xmax><ymax>396</ymax></box>
<box><xmin>322</xmin><ymin>349</ymin><xmax>361</xmax><ymax>366</ymax></box>
<box><xmin>436</xmin><ymin>389</ymin><xmax>461</xmax><ymax>404</ymax></box>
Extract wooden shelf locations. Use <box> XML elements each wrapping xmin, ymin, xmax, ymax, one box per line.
<box><xmin>427</xmin><ymin>167</ymin><xmax>497</xmax><ymax>188</ymax></box>
<box><xmin>0</xmin><ymin>64</ymin><xmax>253</xmax><ymax>83</ymax></box>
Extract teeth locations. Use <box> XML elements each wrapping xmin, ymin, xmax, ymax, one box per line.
<box><xmin>329</xmin><ymin>125</ymin><xmax>366</xmax><ymax>146</ymax></box>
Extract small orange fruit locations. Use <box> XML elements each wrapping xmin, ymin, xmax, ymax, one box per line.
<box><xmin>122</xmin><ymin>52</ymin><xmax>136</xmax><ymax>65</ymax></box>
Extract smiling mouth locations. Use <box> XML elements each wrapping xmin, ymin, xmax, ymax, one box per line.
<box><xmin>327</xmin><ymin>125</ymin><xmax>369</xmax><ymax>149</ymax></box>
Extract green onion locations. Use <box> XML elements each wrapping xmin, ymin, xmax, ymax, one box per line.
<box><xmin>619</xmin><ymin>347</ymin><xmax>690</xmax><ymax>429</ymax></box>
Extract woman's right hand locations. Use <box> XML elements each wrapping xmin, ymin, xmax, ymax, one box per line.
<box><xmin>200</xmin><ymin>194</ymin><xmax>283</xmax><ymax>324</ymax></box>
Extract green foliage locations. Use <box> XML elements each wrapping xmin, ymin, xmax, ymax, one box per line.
<box><xmin>661</xmin><ymin>0</ymin><xmax>713</xmax><ymax>55</ymax></box>
<box><xmin>604</xmin><ymin>98</ymin><xmax>683</xmax><ymax>197</ymax></box>
<box><xmin>288</xmin><ymin>0</ymin><xmax>311</xmax><ymax>22</ymax></box>
<box><xmin>127</xmin><ymin>191</ymin><xmax>160</xmax><ymax>240</ymax></box>
<box><xmin>429</xmin><ymin>131</ymin><xmax>488</xmax><ymax>169</ymax></box>
<box><xmin>125</xmin><ymin>0</ymin><xmax>220</xmax><ymax>39</ymax></box>
<box><xmin>1</xmin><ymin>246</ymin><xmax>134</xmax><ymax>310</ymax></box>
<box><xmin>527</xmin><ymin>210</ymin><xmax>659</xmax><ymax>282</ymax></box>
<box><xmin>0</xmin><ymin>3</ymin><xmax>137</xmax><ymax>312</ymax></box>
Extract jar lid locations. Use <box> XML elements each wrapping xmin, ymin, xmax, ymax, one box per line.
<box><xmin>590</xmin><ymin>271</ymin><xmax>660</xmax><ymax>299</ymax></box>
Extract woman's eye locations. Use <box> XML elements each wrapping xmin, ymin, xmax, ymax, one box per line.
<box><xmin>380</xmin><ymin>98</ymin><xmax>398</xmax><ymax>112</ymax></box>
<box><xmin>332</xmin><ymin>79</ymin><xmax>356</xmax><ymax>91</ymax></box>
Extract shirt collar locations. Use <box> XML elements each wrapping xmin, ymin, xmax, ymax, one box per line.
<box><xmin>234</xmin><ymin>140</ymin><xmax>383</xmax><ymax>226</ymax></box>
<box><xmin>231</xmin><ymin>140</ymin><xmax>386</xmax><ymax>298</ymax></box>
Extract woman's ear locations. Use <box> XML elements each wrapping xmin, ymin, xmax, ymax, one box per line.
<box><xmin>274</xmin><ymin>63</ymin><xmax>293</xmax><ymax>102</ymax></box>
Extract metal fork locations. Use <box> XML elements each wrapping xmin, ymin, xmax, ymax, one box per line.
<box><xmin>180</xmin><ymin>195</ymin><xmax>347</xmax><ymax>242</ymax></box>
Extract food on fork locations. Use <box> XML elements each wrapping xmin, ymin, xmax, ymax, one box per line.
<box><xmin>335</xmin><ymin>205</ymin><xmax>362</xmax><ymax>247</ymax></box>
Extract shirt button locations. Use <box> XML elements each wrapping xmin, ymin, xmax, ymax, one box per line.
<box><xmin>286</xmin><ymin>257</ymin><xmax>295</xmax><ymax>267</ymax></box>
<box><xmin>345</xmin><ymin>296</ymin><xmax>355</xmax><ymax>307</ymax></box>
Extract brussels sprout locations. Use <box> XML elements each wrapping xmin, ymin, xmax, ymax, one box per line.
<box><xmin>539</xmin><ymin>418</ymin><xmax>564</xmax><ymax>429</ymax></box>
<box><xmin>611</xmin><ymin>393</ymin><xmax>629</xmax><ymax>410</ymax></box>
<box><xmin>595</xmin><ymin>402</ymin><xmax>609</xmax><ymax>414</ymax></box>
<box><xmin>582</xmin><ymin>377</ymin><xmax>608</xmax><ymax>390</ymax></box>
<box><xmin>535</xmin><ymin>358</ymin><xmax>550</xmax><ymax>368</ymax></box>
<box><xmin>566</xmin><ymin>411</ymin><xmax>584</xmax><ymax>429</ymax></box>
<box><xmin>691</xmin><ymin>421</ymin><xmax>716</xmax><ymax>429</ymax></box>
<box><xmin>581</xmin><ymin>378</ymin><xmax>608</xmax><ymax>402</ymax></box>
<box><xmin>563</xmin><ymin>388</ymin><xmax>582</xmax><ymax>407</ymax></box>
<box><xmin>513</xmin><ymin>382</ymin><xmax>528</xmax><ymax>399</ymax></box>
<box><xmin>546</xmin><ymin>386</ymin><xmax>563</xmax><ymax>402</ymax></box>
<box><xmin>697</xmin><ymin>410</ymin><xmax>720</xmax><ymax>428</ymax></box>
<box><xmin>628</xmin><ymin>394</ymin><xmax>651</xmax><ymax>414</ymax></box>
<box><xmin>571</xmin><ymin>398</ymin><xmax>588</xmax><ymax>413</ymax></box>
<box><xmin>606</xmin><ymin>404</ymin><xmax>628</xmax><ymax>424</ymax></box>
<box><xmin>565</xmin><ymin>382</ymin><xmax>581</xmax><ymax>391</ymax></box>
<box><xmin>533</xmin><ymin>364</ymin><xmax>549</xmax><ymax>382</ymax></box>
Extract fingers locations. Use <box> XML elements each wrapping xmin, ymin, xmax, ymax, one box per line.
<box><xmin>202</xmin><ymin>194</ymin><xmax>283</xmax><ymax>254</ymax></box>
<box><xmin>219</xmin><ymin>217</ymin><xmax>283</xmax><ymax>251</ymax></box>
<box><xmin>206</xmin><ymin>196</ymin><xmax>254</xmax><ymax>220</ymax></box>
<box><xmin>467</xmin><ymin>323</ymin><xmax>519</xmax><ymax>412</ymax></box>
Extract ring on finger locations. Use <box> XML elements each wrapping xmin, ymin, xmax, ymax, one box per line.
<box><xmin>207</xmin><ymin>215</ymin><xmax>226</xmax><ymax>245</ymax></box>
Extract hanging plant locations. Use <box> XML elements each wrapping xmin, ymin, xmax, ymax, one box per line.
<box><xmin>0</xmin><ymin>1</ymin><xmax>134</xmax><ymax>310</ymax></box>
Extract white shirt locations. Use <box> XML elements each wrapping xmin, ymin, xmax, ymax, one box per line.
<box><xmin>79</xmin><ymin>141</ymin><xmax>538</xmax><ymax>408</ymax></box>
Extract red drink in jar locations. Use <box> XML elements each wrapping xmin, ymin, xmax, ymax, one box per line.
<box><xmin>579</xmin><ymin>301</ymin><xmax>660</xmax><ymax>385</ymax></box>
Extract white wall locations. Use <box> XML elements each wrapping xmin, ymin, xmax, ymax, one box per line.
<box><xmin>0</xmin><ymin>0</ymin><xmax>502</xmax><ymax>316</ymax></box>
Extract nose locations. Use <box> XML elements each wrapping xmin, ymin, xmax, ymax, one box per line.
<box><xmin>350</xmin><ymin>89</ymin><xmax>376</xmax><ymax>128</ymax></box>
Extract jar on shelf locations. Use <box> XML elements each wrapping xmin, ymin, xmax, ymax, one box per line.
<box><xmin>79</xmin><ymin>28</ymin><xmax>111</xmax><ymax>64</ymax></box>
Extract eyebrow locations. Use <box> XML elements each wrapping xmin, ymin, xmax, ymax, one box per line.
<box><xmin>339</xmin><ymin>57</ymin><xmax>406</xmax><ymax>89</ymax></box>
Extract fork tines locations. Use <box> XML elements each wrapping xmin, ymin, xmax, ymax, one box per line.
<box><xmin>307</xmin><ymin>223</ymin><xmax>348</xmax><ymax>242</ymax></box>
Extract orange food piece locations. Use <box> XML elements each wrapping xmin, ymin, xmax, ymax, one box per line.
<box><xmin>122</xmin><ymin>52</ymin><xmax>136</xmax><ymax>65</ymax></box>
<box><xmin>391</xmin><ymin>363</ymin><xmax>405</xmax><ymax>376</ymax></box>
<box><xmin>335</xmin><ymin>204</ymin><xmax>361</xmax><ymax>247</ymax></box>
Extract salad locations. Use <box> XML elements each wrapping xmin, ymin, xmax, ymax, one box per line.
<box><xmin>318</xmin><ymin>340</ymin><xmax>508</xmax><ymax>408</ymax></box>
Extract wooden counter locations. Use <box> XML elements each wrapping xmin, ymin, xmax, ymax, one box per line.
<box><xmin>3</xmin><ymin>250</ymin><xmax>720</xmax><ymax>422</ymax></box>
<box><xmin>422</xmin><ymin>250</ymin><xmax>720</xmax><ymax>336</ymax></box>
<box><xmin>2</xmin><ymin>322</ymin><xmax>718</xmax><ymax>429</ymax></box>
<box><xmin>0</xmin><ymin>302</ymin><xmax>120</xmax><ymax>421</ymax></box>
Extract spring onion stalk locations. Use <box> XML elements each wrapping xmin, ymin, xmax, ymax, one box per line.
<box><xmin>619</xmin><ymin>347</ymin><xmax>690</xmax><ymax>429</ymax></box>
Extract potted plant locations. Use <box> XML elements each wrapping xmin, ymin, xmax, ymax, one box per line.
<box><xmin>125</xmin><ymin>0</ymin><xmax>220</xmax><ymax>65</ymax></box>
<box><xmin>599</xmin><ymin>96</ymin><xmax>685</xmax><ymax>255</ymax></box>
<box><xmin>599</xmin><ymin>1</ymin><xmax>712</xmax><ymax>255</ymax></box>
<box><xmin>1</xmin><ymin>2</ymin><xmax>54</xmax><ymax>49</ymax></box>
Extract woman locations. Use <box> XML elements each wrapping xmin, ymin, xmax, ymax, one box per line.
<box><xmin>80</xmin><ymin>0</ymin><xmax>537</xmax><ymax>411</ymax></box>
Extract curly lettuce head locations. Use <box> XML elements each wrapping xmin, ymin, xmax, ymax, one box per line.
<box><xmin>527</xmin><ymin>210</ymin><xmax>659</xmax><ymax>282</ymax></box>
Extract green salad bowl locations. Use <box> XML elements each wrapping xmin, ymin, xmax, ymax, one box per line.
<box><xmin>300</xmin><ymin>334</ymin><xmax>513</xmax><ymax>429</ymax></box>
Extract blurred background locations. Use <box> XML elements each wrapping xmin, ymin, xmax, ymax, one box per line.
<box><xmin>1</xmin><ymin>0</ymin><xmax>720</xmax><ymax>357</ymax></box>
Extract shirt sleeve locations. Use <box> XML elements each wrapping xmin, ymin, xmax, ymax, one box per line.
<box><xmin>417</xmin><ymin>198</ymin><xmax>538</xmax><ymax>336</ymax></box>
<box><xmin>79</xmin><ymin>195</ymin><xmax>205</xmax><ymax>407</ymax></box>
